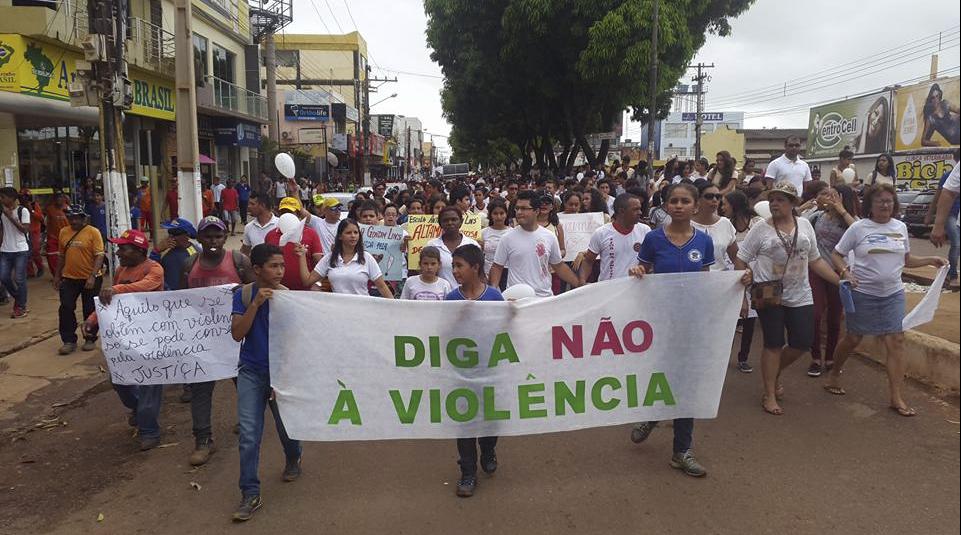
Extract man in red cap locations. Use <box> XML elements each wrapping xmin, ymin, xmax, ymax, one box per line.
<box><xmin>83</xmin><ymin>229</ymin><xmax>166</xmax><ymax>451</ymax></box>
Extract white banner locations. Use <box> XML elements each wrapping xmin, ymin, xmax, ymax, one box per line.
<box><xmin>559</xmin><ymin>212</ymin><xmax>605</xmax><ymax>262</ymax></box>
<box><xmin>97</xmin><ymin>285</ymin><xmax>241</xmax><ymax>385</ymax></box>
<box><xmin>269</xmin><ymin>273</ymin><xmax>744</xmax><ymax>441</ymax></box>
<box><xmin>903</xmin><ymin>265</ymin><xmax>950</xmax><ymax>331</ymax></box>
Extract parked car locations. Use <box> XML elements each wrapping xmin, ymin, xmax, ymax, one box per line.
<box><xmin>896</xmin><ymin>191</ymin><xmax>920</xmax><ymax>218</ymax></box>
<box><xmin>902</xmin><ymin>190</ymin><xmax>936</xmax><ymax>237</ymax></box>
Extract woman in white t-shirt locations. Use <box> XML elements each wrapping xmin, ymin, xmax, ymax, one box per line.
<box><xmin>426</xmin><ymin>206</ymin><xmax>479</xmax><ymax>288</ymax></box>
<box><xmin>865</xmin><ymin>153</ymin><xmax>896</xmax><ymax>186</ymax></box>
<box><xmin>825</xmin><ymin>184</ymin><xmax>946</xmax><ymax>417</ymax></box>
<box><xmin>296</xmin><ymin>219</ymin><xmax>394</xmax><ymax>297</ymax></box>
<box><xmin>723</xmin><ymin>190</ymin><xmax>764</xmax><ymax>373</ymax></box>
<box><xmin>735</xmin><ymin>182</ymin><xmax>840</xmax><ymax>416</ymax></box>
<box><xmin>480</xmin><ymin>199</ymin><xmax>511</xmax><ymax>284</ymax></box>
<box><xmin>692</xmin><ymin>182</ymin><xmax>737</xmax><ymax>271</ymax></box>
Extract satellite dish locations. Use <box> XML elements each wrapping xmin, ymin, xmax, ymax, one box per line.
<box><xmin>327</xmin><ymin>152</ymin><xmax>338</xmax><ymax>167</ymax></box>
<box><xmin>275</xmin><ymin>152</ymin><xmax>296</xmax><ymax>179</ymax></box>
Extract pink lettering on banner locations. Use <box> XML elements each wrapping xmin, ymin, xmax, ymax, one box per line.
<box><xmin>551</xmin><ymin>318</ymin><xmax>654</xmax><ymax>359</ymax></box>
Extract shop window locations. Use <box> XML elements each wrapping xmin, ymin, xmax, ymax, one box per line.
<box><xmin>193</xmin><ymin>34</ymin><xmax>208</xmax><ymax>85</ymax></box>
<box><xmin>664</xmin><ymin>123</ymin><xmax>688</xmax><ymax>138</ymax></box>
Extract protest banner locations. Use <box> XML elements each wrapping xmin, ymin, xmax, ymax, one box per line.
<box><xmin>360</xmin><ymin>224</ymin><xmax>407</xmax><ymax>281</ymax></box>
<box><xmin>903</xmin><ymin>265</ymin><xmax>949</xmax><ymax>331</ymax></box>
<box><xmin>558</xmin><ymin>212</ymin><xmax>605</xmax><ymax>262</ymax></box>
<box><xmin>461</xmin><ymin>212</ymin><xmax>483</xmax><ymax>241</ymax></box>
<box><xmin>96</xmin><ymin>285</ymin><xmax>240</xmax><ymax>386</ymax></box>
<box><xmin>268</xmin><ymin>272</ymin><xmax>744</xmax><ymax>441</ymax></box>
<box><xmin>406</xmin><ymin>214</ymin><xmax>440</xmax><ymax>270</ymax></box>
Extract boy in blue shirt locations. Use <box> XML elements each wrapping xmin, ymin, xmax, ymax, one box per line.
<box><xmin>231</xmin><ymin>243</ymin><xmax>302</xmax><ymax>522</ymax></box>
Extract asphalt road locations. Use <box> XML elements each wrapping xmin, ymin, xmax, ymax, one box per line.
<box><xmin>1</xmin><ymin>336</ymin><xmax>958</xmax><ymax>535</ymax></box>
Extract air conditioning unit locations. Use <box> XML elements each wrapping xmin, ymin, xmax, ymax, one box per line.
<box><xmin>281</xmin><ymin>131</ymin><xmax>292</xmax><ymax>140</ymax></box>
<box><xmin>80</xmin><ymin>34</ymin><xmax>107</xmax><ymax>62</ymax></box>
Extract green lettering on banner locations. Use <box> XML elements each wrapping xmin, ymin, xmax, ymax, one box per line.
<box><xmin>518</xmin><ymin>383</ymin><xmax>548</xmax><ymax>419</ymax></box>
<box><xmin>643</xmin><ymin>372</ymin><xmax>676</xmax><ymax>406</ymax></box>
<box><xmin>327</xmin><ymin>388</ymin><xmax>362</xmax><ymax>425</ymax></box>
<box><xmin>446</xmin><ymin>338</ymin><xmax>478</xmax><ymax>368</ymax></box>
<box><xmin>591</xmin><ymin>376</ymin><xmax>621</xmax><ymax>411</ymax></box>
<box><xmin>394</xmin><ymin>336</ymin><xmax>423</xmax><ymax>367</ymax></box>
<box><xmin>554</xmin><ymin>380</ymin><xmax>586</xmax><ymax>415</ymax></box>
<box><xmin>483</xmin><ymin>386</ymin><xmax>510</xmax><ymax>420</ymax></box>
<box><xmin>626</xmin><ymin>374</ymin><xmax>639</xmax><ymax>408</ymax></box>
<box><xmin>445</xmin><ymin>388</ymin><xmax>479</xmax><ymax>422</ymax></box>
<box><xmin>488</xmin><ymin>332</ymin><xmax>519</xmax><ymax>367</ymax></box>
<box><xmin>428</xmin><ymin>336</ymin><xmax>442</xmax><ymax>367</ymax></box>
<box><xmin>389</xmin><ymin>389</ymin><xmax>422</xmax><ymax>424</ymax></box>
<box><xmin>429</xmin><ymin>389</ymin><xmax>442</xmax><ymax>423</ymax></box>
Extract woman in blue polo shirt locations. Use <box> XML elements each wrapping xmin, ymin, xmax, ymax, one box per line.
<box><xmin>627</xmin><ymin>182</ymin><xmax>745</xmax><ymax>479</ymax></box>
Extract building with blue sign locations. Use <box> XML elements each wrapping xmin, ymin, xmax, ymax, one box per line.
<box><xmin>658</xmin><ymin>111</ymin><xmax>744</xmax><ymax>161</ymax></box>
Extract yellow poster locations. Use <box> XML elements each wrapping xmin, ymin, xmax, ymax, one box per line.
<box><xmin>894</xmin><ymin>77</ymin><xmax>960</xmax><ymax>151</ymax></box>
<box><xmin>405</xmin><ymin>213</ymin><xmax>483</xmax><ymax>270</ymax></box>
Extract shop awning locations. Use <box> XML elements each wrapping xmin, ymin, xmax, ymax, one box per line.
<box><xmin>199</xmin><ymin>154</ymin><xmax>216</xmax><ymax>164</ymax></box>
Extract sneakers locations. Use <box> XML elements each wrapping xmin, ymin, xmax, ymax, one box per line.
<box><xmin>139</xmin><ymin>436</ymin><xmax>161</xmax><ymax>451</ymax></box>
<box><xmin>670</xmin><ymin>450</ymin><xmax>707</xmax><ymax>478</ymax></box>
<box><xmin>630</xmin><ymin>421</ymin><xmax>658</xmax><ymax>444</ymax></box>
<box><xmin>10</xmin><ymin>306</ymin><xmax>27</xmax><ymax>319</ymax></box>
<box><xmin>282</xmin><ymin>457</ymin><xmax>302</xmax><ymax>482</ymax></box>
<box><xmin>81</xmin><ymin>340</ymin><xmax>97</xmax><ymax>352</ymax></box>
<box><xmin>736</xmin><ymin>361</ymin><xmax>754</xmax><ymax>374</ymax></box>
<box><xmin>807</xmin><ymin>362</ymin><xmax>823</xmax><ymax>377</ymax></box>
<box><xmin>232</xmin><ymin>495</ymin><xmax>263</xmax><ymax>522</ymax></box>
<box><xmin>189</xmin><ymin>438</ymin><xmax>216</xmax><ymax>466</ymax></box>
<box><xmin>58</xmin><ymin>343</ymin><xmax>77</xmax><ymax>355</ymax></box>
<box><xmin>456</xmin><ymin>474</ymin><xmax>477</xmax><ymax>497</ymax></box>
<box><xmin>480</xmin><ymin>452</ymin><xmax>498</xmax><ymax>475</ymax></box>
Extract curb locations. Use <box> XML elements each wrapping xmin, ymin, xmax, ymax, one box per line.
<box><xmin>857</xmin><ymin>331</ymin><xmax>960</xmax><ymax>395</ymax></box>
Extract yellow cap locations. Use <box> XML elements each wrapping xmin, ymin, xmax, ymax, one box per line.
<box><xmin>279</xmin><ymin>197</ymin><xmax>303</xmax><ymax>213</ymax></box>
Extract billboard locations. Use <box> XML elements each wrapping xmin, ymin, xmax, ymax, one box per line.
<box><xmin>893</xmin><ymin>77</ymin><xmax>960</xmax><ymax>151</ymax></box>
<box><xmin>893</xmin><ymin>152</ymin><xmax>955</xmax><ymax>191</ymax></box>
<box><xmin>807</xmin><ymin>91</ymin><xmax>891</xmax><ymax>159</ymax></box>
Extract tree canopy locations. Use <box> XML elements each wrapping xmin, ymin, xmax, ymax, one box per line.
<box><xmin>424</xmin><ymin>0</ymin><xmax>754</xmax><ymax>171</ymax></box>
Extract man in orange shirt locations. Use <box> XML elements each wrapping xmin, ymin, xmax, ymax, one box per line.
<box><xmin>44</xmin><ymin>194</ymin><xmax>69</xmax><ymax>275</ymax></box>
<box><xmin>54</xmin><ymin>205</ymin><xmax>105</xmax><ymax>355</ymax></box>
<box><xmin>84</xmin><ymin>229</ymin><xmax>166</xmax><ymax>451</ymax></box>
<box><xmin>20</xmin><ymin>189</ymin><xmax>44</xmax><ymax>278</ymax></box>
<box><xmin>136</xmin><ymin>177</ymin><xmax>152</xmax><ymax>236</ymax></box>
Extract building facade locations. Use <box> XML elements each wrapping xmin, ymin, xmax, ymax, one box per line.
<box><xmin>658</xmin><ymin>111</ymin><xmax>744</xmax><ymax>161</ymax></box>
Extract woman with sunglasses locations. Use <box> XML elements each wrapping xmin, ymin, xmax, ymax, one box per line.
<box><xmin>692</xmin><ymin>182</ymin><xmax>738</xmax><ymax>272</ymax></box>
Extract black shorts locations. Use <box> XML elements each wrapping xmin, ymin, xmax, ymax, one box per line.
<box><xmin>756</xmin><ymin>304</ymin><xmax>814</xmax><ymax>350</ymax></box>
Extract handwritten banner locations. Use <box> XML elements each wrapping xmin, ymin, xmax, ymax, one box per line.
<box><xmin>96</xmin><ymin>286</ymin><xmax>241</xmax><ymax>385</ymax></box>
<box><xmin>558</xmin><ymin>212</ymin><xmax>605</xmax><ymax>262</ymax></box>
<box><xmin>406</xmin><ymin>214</ymin><xmax>482</xmax><ymax>270</ymax></box>
<box><xmin>360</xmin><ymin>224</ymin><xmax>407</xmax><ymax>281</ymax></box>
<box><xmin>269</xmin><ymin>272</ymin><xmax>744</xmax><ymax>441</ymax></box>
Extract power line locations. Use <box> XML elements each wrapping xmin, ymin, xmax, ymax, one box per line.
<box><xmin>323</xmin><ymin>0</ymin><xmax>344</xmax><ymax>33</ymax></box>
<box><xmin>373</xmin><ymin>67</ymin><xmax>443</xmax><ymax>80</ymax></box>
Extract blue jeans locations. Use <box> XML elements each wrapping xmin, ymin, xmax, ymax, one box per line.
<box><xmin>112</xmin><ymin>383</ymin><xmax>164</xmax><ymax>440</ymax></box>
<box><xmin>640</xmin><ymin>418</ymin><xmax>694</xmax><ymax>453</ymax></box>
<box><xmin>0</xmin><ymin>250</ymin><xmax>29</xmax><ymax>308</ymax></box>
<box><xmin>946</xmin><ymin>215</ymin><xmax>959</xmax><ymax>280</ymax></box>
<box><xmin>237</xmin><ymin>365</ymin><xmax>301</xmax><ymax>498</ymax></box>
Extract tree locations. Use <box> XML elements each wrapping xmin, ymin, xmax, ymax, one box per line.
<box><xmin>425</xmin><ymin>0</ymin><xmax>754</xmax><ymax>170</ymax></box>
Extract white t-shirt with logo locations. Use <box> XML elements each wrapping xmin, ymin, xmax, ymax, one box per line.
<box><xmin>242</xmin><ymin>215</ymin><xmax>278</xmax><ymax>248</ymax></box>
<box><xmin>314</xmin><ymin>251</ymin><xmax>382</xmax><ymax>295</ymax></box>
<box><xmin>400</xmin><ymin>275</ymin><xmax>452</xmax><ymax>301</ymax></box>
<box><xmin>765</xmin><ymin>154</ymin><xmax>813</xmax><ymax>194</ymax></box>
<box><xmin>834</xmin><ymin>218</ymin><xmax>909</xmax><ymax>298</ymax></box>
<box><xmin>493</xmin><ymin>226</ymin><xmax>562</xmax><ymax>297</ymax></box>
<box><xmin>315</xmin><ymin>218</ymin><xmax>340</xmax><ymax>256</ymax></box>
<box><xmin>426</xmin><ymin>234</ymin><xmax>480</xmax><ymax>288</ymax></box>
<box><xmin>1</xmin><ymin>206</ymin><xmax>31</xmax><ymax>253</ymax></box>
<box><xmin>587</xmin><ymin>222</ymin><xmax>651</xmax><ymax>281</ymax></box>
<box><xmin>692</xmin><ymin>217</ymin><xmax>737</xmax><ymax>271</ymax></box>
<box><xmin>482</xmin><ymin>226</ymin><xmax>510</xmax><ymax>276</ymax></box>
<box><xmin>737</xmin><ymin>217</ymin><xmax>820</xmax><ymax>307</ymax></box>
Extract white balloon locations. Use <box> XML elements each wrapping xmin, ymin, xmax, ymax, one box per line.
<box><xmin>275</xmin><ymin>152</ymin><xmax>296</xmax><ymax>179</ymax></box>
<box><xmin>278</xmin><ymin>213</ymin><xmax>305</xmax><ymax>246</ymax></box>
<box><xmin>754</xmin><ymin>200</ymin><xmax>771</xmax><ymax>219</ymax></box>
<box><xmin>327</xmin><ymin>152</ymin><xmax>339</xmax><ymax>167</ymax></box>
<box><xmin>841</xmin><ymin>167</ymin><xmax>857</xmax><ymax>183</ymax></box>
<box><xmin>502</xmin><ymin>284</ymin><xmax>537</xmax><ymax>301</ymax></box>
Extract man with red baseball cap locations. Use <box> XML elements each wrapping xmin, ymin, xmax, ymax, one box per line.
<box><xmin>84</xmin><ymin>228</ymin><xmax>167</xmax><ymax>451</ymax></box>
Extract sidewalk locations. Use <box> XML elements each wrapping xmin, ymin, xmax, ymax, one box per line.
<box><xmin>0</xmin><ymin>276</ymin><xmax>62</xmax><ymax>358</ymax></box>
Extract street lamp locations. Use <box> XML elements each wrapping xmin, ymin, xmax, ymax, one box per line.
<box><xmin>371</xmin><ymin>93</ymin><xmax>398</xmax><ymax>108</ymax></box>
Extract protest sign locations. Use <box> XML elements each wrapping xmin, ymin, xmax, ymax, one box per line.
<box><xmin>558</xmin><ymin>212</ymin><xmax>605</xmax><ymax>262</ymax></box>
<box><xmin>360</xmin><ymin>224</ymin><xmax>407</xmax><ymax>281</ymax></box>
<box><xmin>406</xmin><ymin>214</ymin><xmax>439</xmax><ymax>270</ymax></box>
<box><xmin>269</xmin><ymin>272</ymin><xmax>744</xmax><ymax>441</ymax></box>
<box><xmin>461</xmin><ymin>212</ymin><xmax>483</xmax><ymax>241</ymax></box>
<box><xmin>96</xmin><ymin>285</ymin><xmax>241</xmax><ymax>386</ymax></box>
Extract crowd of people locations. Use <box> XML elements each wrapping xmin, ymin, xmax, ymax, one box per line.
<box><xmin>0</xmin><ymin>135</ymin><xmax>956</xmax><ymax>522</ymax></box>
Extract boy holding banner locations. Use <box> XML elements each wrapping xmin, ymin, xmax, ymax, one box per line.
<box><xmin>231</xmin><ymin>243</ymin><xmax>302</xmax><ymax>522</ymax></box>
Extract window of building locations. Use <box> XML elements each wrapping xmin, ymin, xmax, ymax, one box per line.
<box><xmin>212</xmin><ymin>44</ymin><xmax>235</xmax><ymax>83</ymax></box>
<box><xmin>193</xmin><ymin>34</ymin><xmax>208</xmax><ymax>85</ymax></box>
<box><xmin>664</xmin><ymin>123</ymin><xmax>688</xmax><ymax>138</ymax></box>
<box><xmin>699</xmin><ymin>123</ymin><xmax>716</xmax><ymax>134</ymax></box>
<box><xmin>663</xmin><ymin>147</ymin><xmax>688</xmax><ymax>159</ymax></box>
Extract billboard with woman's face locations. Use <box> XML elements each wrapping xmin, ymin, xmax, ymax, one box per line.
<box><xmin>894</xmin><ymin>77</ymin><xmax>960</xmax><ymax>151</ymax></box>
<box><xmin>806</xmin><ymin>91</ymin><xmax>892</xmax><ymax>159</ymax></box>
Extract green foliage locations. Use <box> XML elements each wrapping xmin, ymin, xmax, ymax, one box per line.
<box><xmin>425</xmin><ymin>0</ymin><xmax>754</xmax><ymax>169</ymax></box>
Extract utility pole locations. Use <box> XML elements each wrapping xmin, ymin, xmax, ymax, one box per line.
<box><xmin>645</xmin><ymin>0</ymin><xmax>659</xmax><ymax>185</ymax></box>
<box><xmin>406</xmin><ymin>124</ymin><xmax>411</xmax><ymax>180</ymax></box>
<box><xmin>88</xmin><ymin>0</ymin><xmax>131</xmax><ymax>269</ymax></box>
<box><xmin>265</xmin><ymin>34</ymin><xmax>278</xmax><ymax>143</ymax></box>
<box><xmin>174</xmin><ymin>0</ymin><xmax>202</xmax><ymax>223</ymax></box>
<box><xmin>361</xmin><ymin>74</ymin><xmax>398</xmax><ymax>186</ymax></box>
<box><xmin>692</xmin><ymin>62</ymin><xmax>714</xmax><ymax>160</ymax></box>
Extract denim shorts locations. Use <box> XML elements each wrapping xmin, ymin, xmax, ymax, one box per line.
<box><xmin>846</xmin><ymin>290</ymin><xmax>904</xmax><ymax>336</ymax></box>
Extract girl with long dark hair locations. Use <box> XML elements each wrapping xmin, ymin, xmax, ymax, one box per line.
<box><xmin>867</xmin><ymin>153</ymin><xmax>896</xmax><ymax>186</ymax></box>
<box><xmin>296</xmin><ymin>219</ymin><xmax>393</xmax><ymax>297</ymax></box>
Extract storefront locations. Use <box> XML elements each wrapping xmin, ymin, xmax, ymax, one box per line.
<box><xmin>214</xmin><ymin>117</ymin><xmax>262</xmax><ymax>180</ymax></box>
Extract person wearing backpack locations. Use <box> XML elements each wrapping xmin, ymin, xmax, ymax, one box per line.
<box><xmin>53</xmin><ymin>205</ymin><xmax>105</xmax><ymax>355</ymax></box>
<box><xmin>182</xmin><ymin>216</ymin><xmax>254</xmax><ymax>467</ymax></box>
<box><xmin>0</xmin><ymin>187</ymin><xmax>32</xmax><ymax>318</ymax></box>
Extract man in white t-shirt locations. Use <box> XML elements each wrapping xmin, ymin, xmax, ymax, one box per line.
<box><xmin>211</xmin><ymin>176</ymin><xmax>227</xmax><ymax>216</ymax></box>
<box><xmin>0</xmin><ymin>187</ymin><xmax>32</xmax><ymax>317</ymax></box>
<box><xmin>489</xmin><ymin>191</ymin><xmax>581</xmax><ymax>297</ymax></box>
<box><xmin>240</xmin><ymin>193</ymin><xmax>278</xmax><ymax>256</ymax></box>
<box><xmin>579</xmin><ymin>193</ymin><xmax>651</xmax><ymax>283</ymax></box>
<box><xmin>310</xmin><ymin>198</ymin><xmax>343</xmax><ymax>256</ymax></box>
<box><xmin>764</xmin><ymin>135</ymin><xmax>812</xmax><ymax>194</ymax></box>
<box><xmin>931</xmin><ymin>156</ymin><xmax>960</xmax><ymax>248</ymax></box>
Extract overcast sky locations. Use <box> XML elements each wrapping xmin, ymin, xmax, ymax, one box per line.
<box><xmin>284</xmin><ymin>0</ymin><xmax>961</xmax><ymax>152</ymax></box>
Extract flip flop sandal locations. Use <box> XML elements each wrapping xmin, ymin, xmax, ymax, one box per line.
<box><xmin>823</xmin><ymin>385</ymin><xmax>846</xmax><ymax>396</ymax></box>
<box><xmin>761</xmin><ymin>396</ymin><xmax>784</xmax><ymax>416</ymax></box>
<box><xmin>890</xmin><ymin>405</ymin><xmax>916</xmax><ymax>417</ymax></box>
